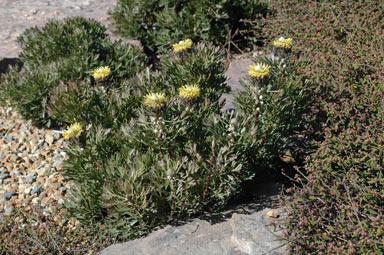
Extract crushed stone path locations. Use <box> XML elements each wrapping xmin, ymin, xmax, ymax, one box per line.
<box><xmin>0</xmin><ymin>0</ymin><xmax>117</xmax><ymax>59</ymax></box>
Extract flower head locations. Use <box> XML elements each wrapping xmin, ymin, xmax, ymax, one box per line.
<box><xmin>144</xmin><ymin>93</ymin><xmax>166</xmax><ymax>109</ymax></box>
<box><xmin>92</xmin><ymin>66</ymin><xmax>112</xmax><ymax>80</ymax></box>
<box><xmin>179</xmin><ymin>84</ymin><xmax>200</xmax><ymax>100</ymax></box>
<box><xmin>272</xmin><ymin>37</ymin><xmax>293</xmax><ymax>49</ymax></box>
<box><xmin>63</xmin><ymin>123</ymin><xmax>83</xmax><ymax>140</ymax></box>
<box><xmin>172</xmin><ymin>39</ymin><xmax>193</xmax><ymax>52</ymax></box>
<box><xmin>249</xmin><ymin>63</ymin><xmax>271</xmax><ymax>79</ymax></box>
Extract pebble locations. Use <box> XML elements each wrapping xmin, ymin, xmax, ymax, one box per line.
<box><xmin>4</xmin><ymin>205</ymin><xmax>14</xmax><ymax>215</ymax></box>
<box><xmin>0</xmin><ymin>173</ymin><xmax>10</xmax><ymax>179</ymax></box>
<box><xmin>31</xmin><ymin>185</ymin><xmax>43</xmax><ymax>195</ymax></box>
<box><xmin>3</xmin><ymin>191</ymin><xmax>17</xmax><ymax>201</ymax></box>
<box><xmin>266</xmin><ymin>210</ymin><xmax>279</xmax><ymax>218</ymax></box>
<box><xmin>25</xmin><ymin>174</ymin><xmax>36</xmax><ymax>184</ymax></box>
<box><xmin>0</xmin><ymin>106</ymin><xmax>71</xmax><ymax>216</ymax></box>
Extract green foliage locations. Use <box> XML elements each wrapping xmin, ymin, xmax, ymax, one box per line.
<box><xmin>234</xmin><ymin>54</ymin><xmax>311</xmax><ymax>179</ymax></box>
<box><xmin>0</xmin><ymin>17</ymin><xmax>147</xmax><ymax>128</ymax></box>
<box><xmin>262</xmin><ymin>0</ymin><xmax>384</xmax><ymax>253</ymax></box>
<box><xmin>62</xmin><ymin>43</ymin><xmax>246</xmax><ymax>238</ymax></box>
<box><xmin>110</xmin><ymin>0</ymin><xmax>269</xmax><ymax>57</ymax></box>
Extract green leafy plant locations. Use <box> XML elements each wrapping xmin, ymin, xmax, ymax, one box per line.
<box><xmin>110</xmin><ymin>0</ymin><xmax>269</xmax><ymax>58</ymax></box>
<box><xmin>233</xmin><ymin>52</ymin><xmax>311</xmax><ymax>181</ymax></box>
<box><xmin>0</xmin><ymin>17</ymin><xmax>147</xmax><ymax>128</ymax></box>
<box><xmin>61</xmin><ymin>43</ymin><xmax>245</xmax><ymax>238</ymax></box>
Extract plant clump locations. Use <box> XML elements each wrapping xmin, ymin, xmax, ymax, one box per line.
<box><xmin>110</xmin><ymin>0</ymin><xmax>270</xmax><ymax>57</ymax></box>
<box><xmin>0</xmin><ymin>17</ymin><xmax>147</xmax><ymax>128</ymax></box>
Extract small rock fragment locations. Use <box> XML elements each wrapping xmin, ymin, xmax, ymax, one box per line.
<box><xmin>266</xmin><ymin>210</ymin><xmax>279</xmax><ymax>218</ymax></box>
<box><xmin>3</xmin><ymin>191</ymin><xmax>17</xmax><ymax>201</ymax></box>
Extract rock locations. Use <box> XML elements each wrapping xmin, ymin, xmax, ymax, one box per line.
<box><xmin>230</xmin><ymin>209</ymin><xmax>287</xmax><ymax>255</ymax></box>
<box><xmin>3</xmin><ymin>191</ymin><xmax>17</xmax><ymax>201</ymax></box>
<box><xmin>24</xmin><ymin>187</ymin><xmax>31</xmax><ymax>195</ymax></box>
<box><xmin>101</xmin><ymin>205</ymin><xmax>288</xmax><ymax>255</ymax></box>
<box><xmin>32</xmin><ymin>197</ymin><xmax>40</xmax><ymax>204</ymax></box>
<box><xmin>4</xmin><ymin>205</ymin><xmax>14</xmax><ymax>215</ymax></box>
<box><xmin>53</xmin><ymin>159</ymin><xmax>63</xmax><ymax>170</ymax></box>
<box><xmin>30</xmin><ymin>185</ymin><xmax>42</xmax><ymax>195</ymax></box>
<box><xmin>0</xmin><ymin>173</ymin><xmax>10</xmax><ymax>180</ymax></box>
<box><xmin>4</xmin><ymin>135</ymin><xmax>13</xmax><ymax>142</ymax></box>
<box><xmin>25</xmin><ymin>174</ymin><xmax>36</xmax><ymax>184</ymax></box>
<box><xmin>267</xmin><ymin>210</ymin><xmax>279</xmax><ymax>218</ymax></box>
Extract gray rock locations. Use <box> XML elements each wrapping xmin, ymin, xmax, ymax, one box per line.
<box><xmin>4</xmin><ymin>205</ymin><xmax>14</xmax><ymax>215</ymax></box>
<box><xmin>53</xmin><ymin>159</ymin><xmax>63</xmax><ymax>168</ymax></box>
<box><xmin>25</xmin><ymin>174</ymin><xmax>36</xmax><ymax>184</ymax></box>
<box><xmin>0</xmin><ymin>152</ymin><xmax>4</xmax><ymax>159</ymax></box>
<box><xmin>31</xmin><ymin>185</ymin><xmax>43</xmax><ymax>195</ymax></box>
<box><xmin>4</xmin><ymin>135</ymin><xmax>13</xmax><ymax>142</ymax></box>
<box><xmin>0</xmin><ymin>168</ymin><xmax>9</xmax><ymax>175</ymax></box>
<box><xmin>10</xmin><ymin>169</ymin><xmax>21</xmax><ymax>176</ymax></box>
<box><xmin>230</xmin><ymin>209</ymin><xmax>287</xmax><ymax>255</ymax></box>
<box><xmin>3</xmin><ymin>191</ymin><xmax>17</xmax><ymax>201</ymax></box>
<box><xmin>101</xmin><ymin>202</ymin><xmax>288</xmax><ymax>255</ymax></box>
<box><xmin>0</xmin><ymin>173</ymin><xmax>10</xmax><ymax>180</ymax></box>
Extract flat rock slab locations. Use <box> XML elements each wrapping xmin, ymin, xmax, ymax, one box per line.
<box><xmin>101</xmin><ymin>183</ymin><xmax>287</xmax><ymax>255</ymax></box>
<box><xmin>101</xmin><ymin>207</ymin><xmax>287</xmax><ymax>255</ymax></box>
<box><xmin>222</xmin><ymin>59</ymin><xmax>253</xmax><ymax>111</ymax></box>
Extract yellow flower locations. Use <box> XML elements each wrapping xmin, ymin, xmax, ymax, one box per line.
<box><xmin>92</xmin><ymin>66</ymin><xmax>112</xmax><ymax>80</ymax></box>
<box><xmin>172</xmin><ymin>39</ymin><xmax>193</xmax><ymax>52</ymax></box>
<box><xmin>144</xmin><ymin>93</ymin><xmax>166</xmax><ymax>109</ymax></box>
<box><xmin>63</xmin><ymin>123</ymin><xmax>83</xmax><ymax>140</ymax></box>
<box><xmin>248</xmin><ymin>63</ymin><xmax>271</xmax><ymax>79</ymax></box>
<box><xmin>272</xmin><ymin>37</ymin><xmax>293</xmax><ymax>49</ymax></box>
<box><xmin>179</xmin><ymin>84</ymin><xmax>200</xmax><ymax>100</ymax></box>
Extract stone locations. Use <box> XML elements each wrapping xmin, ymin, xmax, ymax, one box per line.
<box><xmin>3</xmin><ymin>191</ymin><xmax>17</xmax><ymax>201</ymax></box>
<box><xmin>267</xmin><ymin>210</ymin><xmax>279</xmax><ymax>218</ymax></box>
<box><xmin>25</xmin><ymin>174</ymin><xmax>36</xmax><ymax>184</ymax></box>
<box><xmin>0</xmin><ymin>173</ymin><xmax>10</xmax><ymax>179</ymax></box>
<box><xmin>101</xmin><ymin>205</ymin><xmax>288</xmax><ymax>255</ymax></box>
<box><xmin>30</xmin><ymin>185</ymin><xmax>42</xmax><ymax>195</ymax></box>
<box><xmin>24</xmin><ymin>187</ymin><xmax>31</xmax><ymax>194</ymax></box>
<box><xmin>32</xmin><ymin>197</ymin><xmax>40</xmax><ymax>204</ymax></box>
<box><xmin>4</xmin><ymin>205</ymin><xmax>14</xmax><ymax>215</ymax></box>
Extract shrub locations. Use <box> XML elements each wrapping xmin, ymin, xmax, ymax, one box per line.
<box><xmin>62</xmin><ymin>43</ymin><xmax>244</xmax><ymax>238</ymax></box>
<box><xmin>262</xmin><ymin>0</ymin><xmax>384</xmax><ymax>253</ymax></box>
<box><xmin>0</xmin><ymin>17</ymin><xmax>147</xmax><ymax>128</ymax></box>
<box><xmin>60</xmin><ymin>40</ymin><xmax>311</xmax><ymax>239</ymax></box>
<box><xmin>110</xmin><ymin>0</ymin><xmax>269</xmax><ymax>57</ymax></box>
<box><xmin>234</xmin><ymin>50</ymin><xmax>311</xmax><ymax>181</ymax></box>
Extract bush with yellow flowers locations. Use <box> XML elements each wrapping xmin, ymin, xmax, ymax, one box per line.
<box><xmin>62</xmin><ymin>42</ymin><xmax>249</xmax><ymax>239</ymax></box>
<box><xmin>233</xmin><ymin>40</ymin><xmax>311</xmax><ymax>180</ymax></box>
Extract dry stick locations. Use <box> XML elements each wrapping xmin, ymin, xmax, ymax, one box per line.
<box><xmin>203</xmin><ymin>171</ymin><xmax>212</xmax><ymax>200</ymax></box>
<box><xmin>26</xmin><ymin>236</ymin><xmax>48</xmax><ymax>252</ymax></box>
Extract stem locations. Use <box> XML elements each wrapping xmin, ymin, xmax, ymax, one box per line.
<box><xmin>203</xmin><ymin>171</ymin><xmax>212</xmax><ymax>200</ymax></box>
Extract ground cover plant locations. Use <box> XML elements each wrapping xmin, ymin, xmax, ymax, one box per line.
<box><xmin>262</xmin><ymin>0</ymin><xmax>384</xmax><ymax>253</ymax></box>
<box><xmin>0</xmin><ymin>17</ymin><xmax>147</xmax><ymax>128</ymax></box>
<box><xmin>0</xmin><ymin>205</ymin><xmax>116</xmax><ymax>254</ymax></box>
<box><xmin>110</xmin><ymin>0</ymin><xmax>269</xmax><ymax>58</ymax></box>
